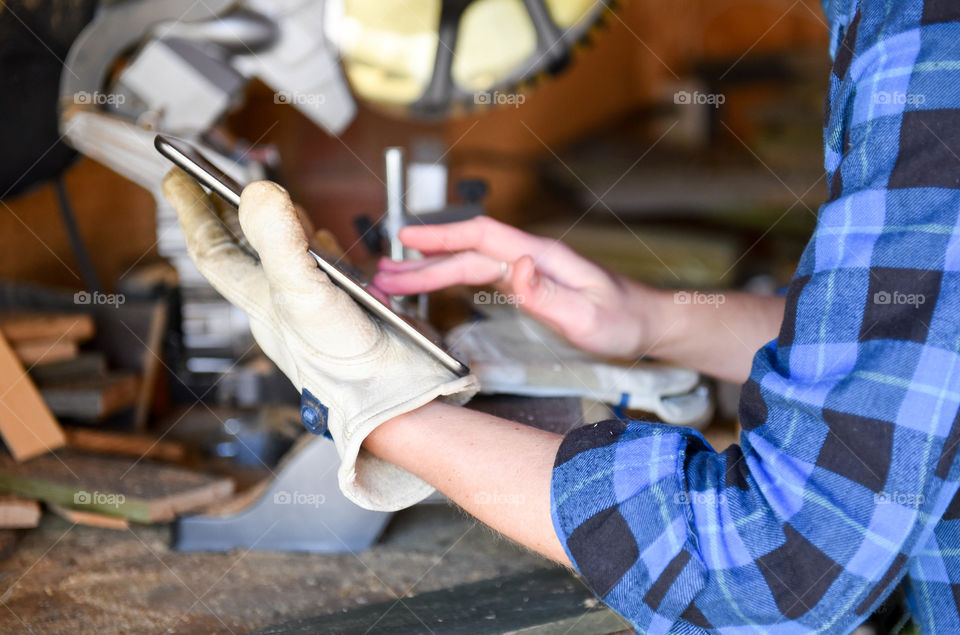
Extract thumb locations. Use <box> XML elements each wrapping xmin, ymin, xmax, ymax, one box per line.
<box><xmin>238</xmin><ymin>181</ymin><xmax>379</xmax><ymax>354</ymax></box>
<box><xmin>509</xmin><ymin>255</ymin><xmax>596</xmax><ymax>344</ymax></box>
<box><xmin>238</xmin><ymin>181</ymin><xmax>327</xmax><ymax>297</ymax></box>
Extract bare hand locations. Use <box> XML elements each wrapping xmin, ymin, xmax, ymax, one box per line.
<box><xmin>373</xmin><ymin>216</ymin><xmax>649</xmax><ymax>359</ymax></box>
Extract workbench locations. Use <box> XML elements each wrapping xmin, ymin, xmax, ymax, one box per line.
<box><xmin>0</xmin><ymin>396</ymin><xmax>735</xmax><ymax>633</ymax></box>
<box><xmin>0</xmin><ymin>505</ymin><xmax>550</xmax><ymax>633</ymax></box>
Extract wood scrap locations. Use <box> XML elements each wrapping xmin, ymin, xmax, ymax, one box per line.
<box><xmin>27</xmin><ymin>353</ymin><xmax>106</xmax><ymax>385</ymax></box>
<box><xmin>0</xmin><ymin>449</ymin><xmax>233</xmax><ymax>523</ymax></box>
<box><xmin>0</xmin><ymin>312</ymin><xmax>95</xmax><ymax>344</ymax></box>
<box><xmin>0</xmin><ymin>495</ymin><xmax>40</xmax><ymax>528</ymax></box>
<box><xmin>40</xmin><ymin>373</ymin><xmax>140</xmax><ymax>420</ymax></box>
<box><xmin>133</xmin><ymin>301</ymin><xmax>168</xmax><ymax>430</ymax></box>
<box><xmin>0</xmin><ymin>331</ymin><xmax>66</xmax><ymax>461</ymax></box>
<box><xmin>47</xmin><ymin>503</ymin><xmax>129</xmax><ymax>530</ymax></box>
<box><xmin>13</xmin><ymin>339</ymin><xmax>78</xmax><ymax>366</ymax></box>
<box><xmin>65</xmin><ymin>428</ymin><xmax>185</xmax><ymax>463</ymax></box>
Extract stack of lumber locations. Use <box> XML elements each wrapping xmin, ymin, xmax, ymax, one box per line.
<box><xmin>0</xmin><ymin>449</ymin><xmax>233</xmax><ymax>525</ymax></box>
<box><xmin>0</xmin><ymin>326</ymin><xmax>67</xmax><ymax>461</ymax></box>
<box><xmin>0</xmin><ymin>310</ymin><xmax>233</xmax><ymax>531</ymax></box>
<box><xmin>0</xmin><ymin>427</ymin><xmax>230</xmax><ymax>530</ymax></box>
<box><xmin>0</xmin><ymin>312</ymin><xmax>95</xmax><ymax>366</ymax></box>
<box><xmin>0</xmin><ymin>311</ymin><xmax>140</xmax><ymax>421</ymax></box>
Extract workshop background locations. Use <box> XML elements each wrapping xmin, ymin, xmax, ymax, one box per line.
<box><xmin>0</xmin><ymin>0</ymin><xmax>899</xmax><ymax>633</ymax></box>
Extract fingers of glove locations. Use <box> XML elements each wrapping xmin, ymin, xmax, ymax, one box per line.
<box><xmin>239</xmin><ymin>181</ymin><xmax>332</xmax><ymax>296</ymax></box>
<box><xmin>162</xmin><ymin>168</ymin><xmax>265</xmax><ymax>308</ymax></box>
<box><xmin>239</xmin><ymin>181</ymin><xmax>379</xmax><ymax>354</ymax></box>
<box><xmin>373</xmin><ymin>252</ymin><xmax>507</xmax><ymax>294</ymax></box>
<box><xmin>209</xmin><ymin>193</ymin><xmax>248</xmax><ymax>246</ymax></box>
<box><xmin>293</xmin><ymin>203</ymin><xmax>317</xmax><ymax>239</ymax></box>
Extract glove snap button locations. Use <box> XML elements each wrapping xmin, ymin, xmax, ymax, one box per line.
<box><xmin>300</xmin><ymin>389</ymin><xmax>331</xmax><ymax>439</ymax></box>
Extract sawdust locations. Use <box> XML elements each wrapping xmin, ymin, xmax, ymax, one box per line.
<box><xmin>0</xmin><ymin>505</ymin><xmax>545</xmax><ymax>633</ymax></box>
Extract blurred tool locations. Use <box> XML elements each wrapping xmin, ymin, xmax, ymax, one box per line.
<box><xmin>176</xmin><ymin>435</ymin><xmax>392</xmax><ymax>552</ymax></box>
<box><xmin>325</xmin><ymin>0</ymin><xmax>613</xmax><ymax>117</ymax></box>
<box><xmin>58</xmin><ymin>0</ymin><xmax>356</xmax><ymax>386</ymax></box>
<box><xmin>357</xmin><ymin>147</ymin><xmax>490</xmax><ymax>259</ymax></box>
<box><xmin>368</xmin><ymin>146</ymin><xmax>488</xmax><ymax>316</ymax></box>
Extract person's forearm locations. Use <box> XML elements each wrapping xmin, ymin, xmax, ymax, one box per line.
<box><xmin>363</xmin><ymin>400</ymin><xmax>571</xmax><ymax>566</ymax></box>
<box><xmin>628</xmin><ymin>281</ymin><xmax>785</xmax><ymax>383</ymax></box>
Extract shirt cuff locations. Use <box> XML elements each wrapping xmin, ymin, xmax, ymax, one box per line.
<box><xmin>551</xmin><ymin>418</ymin><xmax>708</xmax><ymax>633</ymax></box>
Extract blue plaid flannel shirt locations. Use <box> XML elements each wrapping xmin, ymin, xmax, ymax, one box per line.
<box><xmin>551</xmin><ymin>0</ymin><xmax>960</xmax><ymax>632</ymax></box>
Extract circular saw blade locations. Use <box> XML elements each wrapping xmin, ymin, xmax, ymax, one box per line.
<box><xmin>325</xmin><ymin>0</ymin><xmax>619</xmax><ymax>119</ymax></box>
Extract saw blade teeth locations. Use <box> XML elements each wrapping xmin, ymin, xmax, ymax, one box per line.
<box><xmin>382</xmin><ymin>0</ymin><xmax>628</xmax><ymax>119</ymax></box>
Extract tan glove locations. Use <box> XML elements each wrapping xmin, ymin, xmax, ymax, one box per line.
<box><xmin>448</xmin><ymin>307</ymin><xmax>712</xmax><ymax>427</ymax></box>
<box><xmin>162</xmin><ymin>168</ymin><xmax>478</xmax><ymax>511</ymax></box>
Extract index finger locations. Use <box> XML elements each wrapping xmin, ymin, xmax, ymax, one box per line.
<box><xmin>399</xmin><ymin>216</ymin><xmax>548</xmax><ymax>263</ymax></box>
<box><xmin>163</xmin><ymin>167</ymin><xmax>257</xmax><ymax>269</ymax></box>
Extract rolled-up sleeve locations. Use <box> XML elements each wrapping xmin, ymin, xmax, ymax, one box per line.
<box><xmin>552</xmin><ymin>2</ymin><xmax>960</xmax><ymax>632</ymax></box>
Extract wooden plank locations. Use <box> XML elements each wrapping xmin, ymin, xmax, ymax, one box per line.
<box><xmin>0</xmin><ymin>312</ymin><xmax>95</xmax><ymax>344</ymax></box>
<box><xmin>0</xmin><ymin>449</ymin><xmax>233</xmax><ymax>523</ymax></box>
<box><xmin>0</xmin><ymin>332</ymin><xmax>66</xmax><ymax>461</ymax></box>
<box><xmin>27</xmin><ymin>353</ymin><xmax>107</xmax><ymax>386</ymax></box>
<box><xmin>40</xmin><ymin>373</ymin><xmax>140</xmax><ymax>420</ymax></box>
<box><xmin>65</xmin><ymin>428</ymin><xmax>185</xmax><ymax>463</ymax></box>
<box><xmin>0</xmin><ymin>495</ymin><xmax>41</xmax><ymax>528</ymax></box>
<box><xmin>249</xmin><ymin>568</ymin><xmax>630</xmax><ymax>635</ymax></box>
<box><xmin>133</xmin><ymin>301</ymin><xmax>168</xmax><ymax>430</ymax></box>
<box><xmin>48</xmin><ymin>503</ymin><xmax>129</xmax><ymax>530</ymax></box>
<box><xmin>13</xmin><ymin>339</ymin><xmax>78</xmax><ymax>366</ymax></box>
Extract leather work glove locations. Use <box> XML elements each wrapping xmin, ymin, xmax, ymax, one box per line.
<box><xmin>162</xmin><ymin>168</ymin><xmax>478</xmax><ymax>511</ymax></box>
<box><xmin>447</xmin><ymin>308</ymin><xmax>711</xmax><ymax>427</ymax></box>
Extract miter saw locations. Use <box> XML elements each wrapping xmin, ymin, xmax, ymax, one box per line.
<box><xmin>52</xmin><ymin>0</ymin><xmax>614</xmax><ymax>552</ymax></box>
<box><xmin>58</xmin><ymin>0</ymin><xmax>357</xmax><ymax>379</ymax></box>
<box><xmin>57</xmin><ymin>0</ymin><xmax>613</xmax><ymax>382</ymax></box>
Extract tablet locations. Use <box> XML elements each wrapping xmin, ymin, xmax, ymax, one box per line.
<box><xmin>155</xmin><ymin>134</ymin><xmax>470</xmax><ymax>377</ymax></box>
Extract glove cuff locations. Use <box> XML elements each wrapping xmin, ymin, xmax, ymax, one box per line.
<box><xmin>335</xmin><ymin>374</ymin><xmax>479</xmax><ymax>512</ymax></box>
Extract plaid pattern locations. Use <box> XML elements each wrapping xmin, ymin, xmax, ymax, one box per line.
<box><xmin>551</xmin><ymin>0</ymin><xmax>960</xmax><ymax>632</ymax></box>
